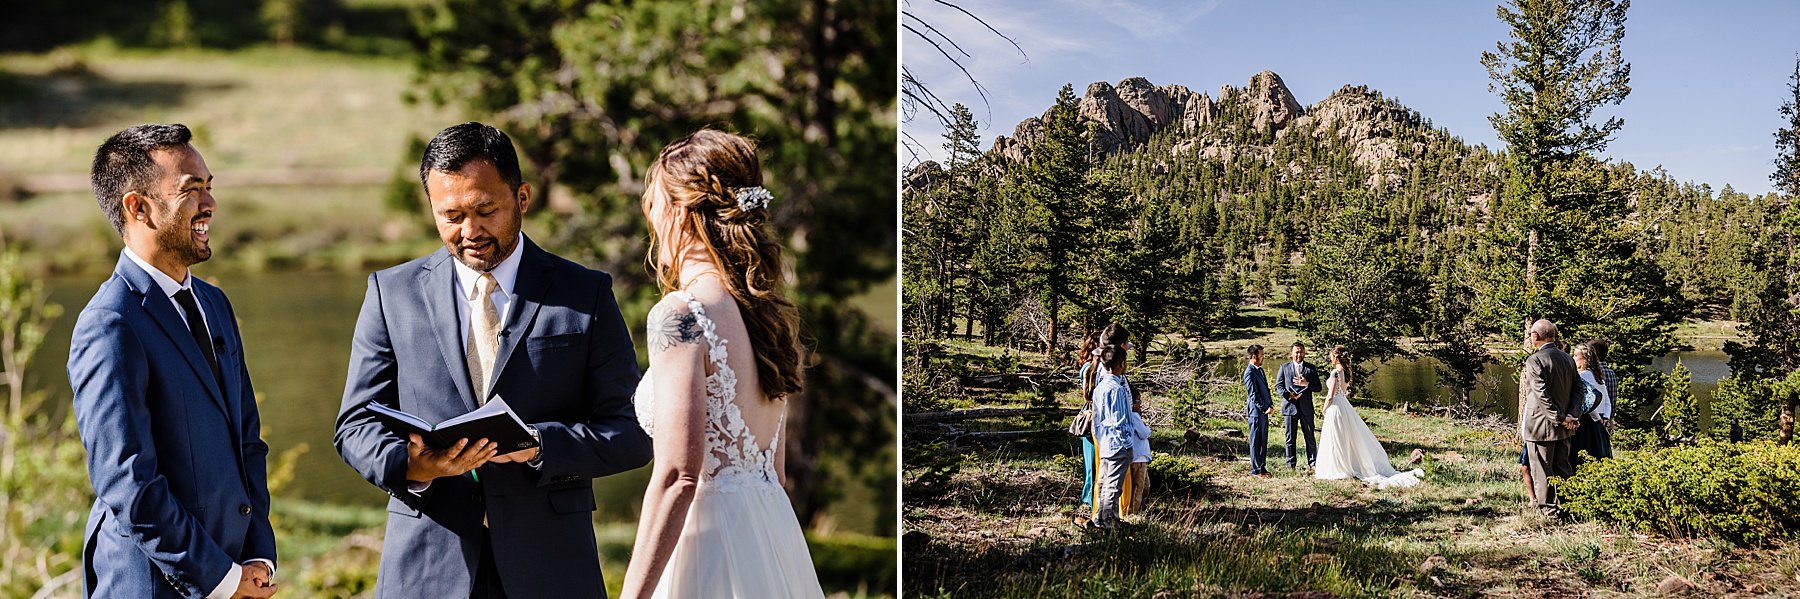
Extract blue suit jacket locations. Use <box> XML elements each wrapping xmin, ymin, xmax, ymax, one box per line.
<box><xmin>1275</xmin><ymin>361</ymin><xmax>1320</xmax><ymax>417</ymax></box>
<box><xmin>69</xmin><ymin>254</ymin><xmax>276</xmax><ymax>598</ymax></box>
<box><xmin>1243</xmin><ymin>365</ymin><xmax>1272</xmax><ymax>420</ymax></box>
<box><xmin>333</xmin><ymin>237</ymin><xmax>652</xmax><ymax>598</ymax></box>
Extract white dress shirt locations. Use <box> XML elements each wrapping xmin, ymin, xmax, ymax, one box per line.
<box><xmin>122</xmin><ymin>248</ymin><xmax>274</xmax><ymax>599</ymax></box>
<box><xmin>449</xmin><ymin>233</ymin><xmax>524</xmax><ymax>333</ymax></box>
<box><xmin>409</xmin><ymin>234</ymin><xmax>533</xmax><ymax>495</ymax></box>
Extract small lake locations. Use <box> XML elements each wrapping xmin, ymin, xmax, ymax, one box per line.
<box><xmin>1211</xmin><ymin>350</ymin><xmax>1729</xmax><ymax>421</ymax></box>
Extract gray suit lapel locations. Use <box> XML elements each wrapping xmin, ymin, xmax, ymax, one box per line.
<box><xmin>486</xmin><ymin>239</ymin><xmax>552</xmax><ymax>400</ymax></box>
<box><xmin>419</xmin><ymin>251</ymin><xmax>480</xmax><ymax>413</ymax></box>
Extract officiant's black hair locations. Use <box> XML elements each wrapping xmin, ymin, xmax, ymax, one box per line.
<box><xmin>1246</xmin><ymin>344</ymin><xmax>1263</xmax><ymax>358</ymax></box>
<box><xmin>91</xmin><ymin>123</ymin><xmax>193</xmax><ymax>235</ymax></box>
<box><xmin>419</xmin><ymin>122</ymin><xmax>524</xmax><ymax>195</ymax></box>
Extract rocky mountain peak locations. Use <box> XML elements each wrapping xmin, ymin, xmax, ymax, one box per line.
<box><xmin>991</xmin><ymin>71</ymin><xmax>1304</xmax><ymax>161</ymax></box>
<box><xmin>1220</xmin><ymin>69</ymin><xmax>1304</xmax><ymax>131</ymax></box>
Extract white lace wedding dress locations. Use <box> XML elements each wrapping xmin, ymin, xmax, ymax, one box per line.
<box><xmin>633</xmin><ymin>291</ymin><xmax>825</xmax><ymax>598</ymax></box>
<box><xmin>1314</xmin><ymin>367</ymin><xmax>1424</xmax><ymax>489</ymax></box>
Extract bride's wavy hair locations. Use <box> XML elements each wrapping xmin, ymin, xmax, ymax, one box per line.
<box><xmin>1329</xmin><ymin>345</ymin><xmax>1352</xmax><ymax>386</ymax></box>
<box><xmin>643</xmin><ymin>129</ymin><xmax>803</xmax><ymax>401</ymax></box>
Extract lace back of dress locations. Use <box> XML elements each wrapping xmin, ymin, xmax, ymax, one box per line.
<box><xmin>672</xmin><ymin>291</ymin><xmax>783</xmax><ymax>489</ymax></box>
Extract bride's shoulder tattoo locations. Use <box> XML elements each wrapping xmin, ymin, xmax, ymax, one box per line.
<box><xmin>647</xmin><ymin>300</ymin><xmax>703</xmax><ymax>356</ymax></box>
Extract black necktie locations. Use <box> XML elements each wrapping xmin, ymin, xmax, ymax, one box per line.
<box><xmin>172</xmin><ymin>288</ymin><xmax>222</xmax><ymax>385</ymax></box>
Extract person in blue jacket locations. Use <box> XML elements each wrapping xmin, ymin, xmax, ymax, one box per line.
<box><xmin>1243</xmin><ymin>344</ymin><xmax>1274</xmax><ymax>477</ymax></box>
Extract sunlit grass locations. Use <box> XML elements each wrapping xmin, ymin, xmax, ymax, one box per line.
<box><xmin>903</xmin><ymin>361</ymin><xmax>1800</xmax><ymax>597</ymax></box>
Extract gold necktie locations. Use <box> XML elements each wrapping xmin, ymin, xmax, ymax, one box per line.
<box><xmin>467</xmin><ymin>273</ymin><xmax>501</xmax><ymax>403</ymax></box>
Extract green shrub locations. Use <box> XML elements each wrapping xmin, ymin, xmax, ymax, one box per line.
<box><xmin>991</xmin><ymin>349</ymin><xmax>1021</xmax><ymax>375</ymax></box>
<box><xmin>1660</xmin><ymin>361</ymin><xmax>1703</xmax><ymax>440</ymax></box>
<box><xmin>902</xmin><ymin>441</ymin><xmax>965</xmax><ymax>503</ymax></box>
<box><xmin>1147</xmin><ymin>454</ymin><xmax>1210</xmax><ymax>497</ymax></box>
<box><xmin>1167</xmin><ymin>376</ymin><xmax>1211</xmax><ymax>432</ymax></box>
<box><xmin>1711</xmin><ymin>374</ymin><xmax>1782</xmax><ymax>441</ymax></box>
<box><xmin>1050</xmin><ymin>452</ymin><xmax>1085</xmax><ymax>479</ymax></box>
<box><xmin>1559</xmin><ymin>440</ymin><xmax>1800</xmax><ymax>546</ymax></box>
<box><xmin>1609</xmin><ymin>427</ymin><xmax>1656</xmax><ymax>451</ymax></box>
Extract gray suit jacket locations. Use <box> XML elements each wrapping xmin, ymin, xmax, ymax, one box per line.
<box><xmin>333</xmin><ymin>237</ymin><xmax>652</xmax><ymax>598</ymax></box>
<box><xmin>1519</xmin><ymin>343</ymin><xmax>1578</xmax><ymax>442</ymax></box>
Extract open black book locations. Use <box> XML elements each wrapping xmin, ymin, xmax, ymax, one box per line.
<box><xmin>366</xmin><ymin>396</ymin><xmax>539</xmax><ymax>452</ymax></box>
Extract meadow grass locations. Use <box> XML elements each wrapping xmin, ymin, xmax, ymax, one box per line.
<box><xmin>0</xmin><ymin>44</ymin><xmax>456</xmax><ymax>177</ymax></box>
<box><xmin>903</xmin><ymin>362</ymin><xmax>1800</xmax><ymax>597</ymax></box>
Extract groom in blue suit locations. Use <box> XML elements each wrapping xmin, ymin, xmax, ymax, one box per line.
<box><xmin>1276</xmin><ymin>342</ymin><xmax>1321</xmax><ymax>469</ymax></box>
<box><xmin>70</xmin><ymin>124</ymin><xmax>278</xmax><ymax>598</ymax></box>
<box><xmin>1243</xmin><ymin>345</ymin><xmax>1273</xmax><ymax>476</ymax></box>
<box><xmin>333</xmin><ymin>123</ymin><xmax>651</xmax><ymax>598</ymax></box>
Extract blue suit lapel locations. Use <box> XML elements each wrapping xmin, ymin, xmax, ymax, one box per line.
<box><xmin>419</xmin><ymin>250</ymin><xmax>480</xmax><ymax>414</ymax></box>
<box><xmin>486</xmin><ymin>237</ymin><xmax>552</xmax><ymax>400</ymax></box>
<box><xmin>114</xmin><ymin>254</ymin><xmax>230</xmax><ymax>420</ymax></box>
<box><xmin>195</xmin><ymin>283</ymin><xmax>244</xmax><ymax>427</ymax></box>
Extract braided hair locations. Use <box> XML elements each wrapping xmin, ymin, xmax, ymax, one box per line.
<box><xmin>643</xmin><ymin>129</ymin><xmax>802</xmax><ymax>400</ymax></box>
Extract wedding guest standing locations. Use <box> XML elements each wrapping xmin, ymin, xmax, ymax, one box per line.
<box><xmin>1243</xmin><ymin>345</ymin><xmax>1273</xmax><ymax>477</ymax></box>
<box><xmin>1123</xmin><ymin>392</ymin><xmax>1152</xmax><ymax>516</ymax></box>
<box><xmin>1519</xmin><ymin>320</ymin><xmax>1581</xmax><ymax>518</ymax></box>
<box><xmin>1570</xmin><ymin>344</ymin><xmax>1613</xmax><ymax>467</ymax></box>
<box><xmin>1089</xmin><ymin>326</ymin><xmax>1136</xmax><ymax>529</ymax></box>
<box><xmin>1589</xmin><ymin>338</ymin><xmax>1619</xmax><ymax>458</ymax></box>
<box><xmin>1074</xmin><ymin>329</ymin><xmax>1104</xmax><ymax>520</ymax></box>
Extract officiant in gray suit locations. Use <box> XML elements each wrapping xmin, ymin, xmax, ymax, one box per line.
<box><xmin>333</xmin><ymin>123</ymin><xmax>651</xmax><ymax>598</ymax></box>
<box><xmin>1275</xmin><ymin>341</ymin><xmax>1321</xmax><ymax>469</ymax></box>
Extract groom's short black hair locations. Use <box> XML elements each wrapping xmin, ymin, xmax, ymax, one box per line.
<box><xmin>91</xmin><ymin>123</ymin><xmax>193</xmax><ymax>235</ymax></box>
<box><xmin>1291</xmin><ymin>341</ymin><xmax>1306</xmax><ymax>350</ymax></box>
<box><xmin>419</xmin><ymin>122</ymin><xmax>524</xmax><ymax>196</ymax></box>
<box><xmin>1246</xmin><ymin>344</ymin><xmax>1263</xmax><ymax>358</ymax></box>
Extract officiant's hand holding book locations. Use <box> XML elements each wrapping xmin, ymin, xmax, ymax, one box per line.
<box><xmin>367</xmin><ymin>396</ymin><xmax>540</xmax><ymax>452</ymax></box>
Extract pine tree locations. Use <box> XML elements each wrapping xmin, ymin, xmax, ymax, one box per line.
<box><xmin>1479</xmin><ymin>0</ymin><xmax>1632</xmax><ymax>321</ymax></box>
<box><xmin>1014</xmin><ymin>84</ymin><xmax>1098</xmax><ymax>364</ymax></box>
<box><xmin>1659</xmin><ymin>360</ymin><xmax>1702</xmax><ymax>441</ymax></box>
<box><xmin>1775</xmin><ymin>55</ymin><xmax>1800</xmax><ymax>198</ymax></box>
<box><xmin>1289</xmin><ymin>196</ymin><xmax>1429</xmax><ymax>378</ymax></box>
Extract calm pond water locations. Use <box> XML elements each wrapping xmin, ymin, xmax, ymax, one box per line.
<box><xmin>1213</xmin><ymin>349</ymin><xmax>1729</xmax><ymax>421</ymax></box>
<box><xmin>29</xmin><ymin>269</ymin><xmax>894</xmax><ymax>531</ymax></box>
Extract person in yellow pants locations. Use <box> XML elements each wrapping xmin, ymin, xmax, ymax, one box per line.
<box><xmin>1124</xmin><ymin>391</ymin><xmax>1151</xmax><ymax>517</ymax></box>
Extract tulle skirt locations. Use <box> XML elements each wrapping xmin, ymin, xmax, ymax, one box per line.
<box><xmin>1314</xmin><ymin>400</ymin><xmax>1424</xmax><ymax>489</ymax></box>
<box><xmin>651</xmin><ymin>475</ymin><xmax>826</xmax><ymax>599</ymax></box>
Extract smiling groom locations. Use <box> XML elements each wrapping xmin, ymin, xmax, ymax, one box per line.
<box><xmin>69</xmin><ymin>124</ymin><xmax>279</xmax><ymax>599</ymax></box>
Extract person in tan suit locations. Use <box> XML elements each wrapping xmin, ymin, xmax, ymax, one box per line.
<box><xmin>1518</xmin><ymin>319</ymin><xmax>1582</xmax><ymax>518</ymax></box>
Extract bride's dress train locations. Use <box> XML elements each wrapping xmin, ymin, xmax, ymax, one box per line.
<box><xmin>1314</xmin><ymin>368</ymin><xmax>1423</xmax><ymax>489</ymax></box>
<box><xmin>634</xmin><ymin>291</ymin><xmax>825</xmax><ymax>598</ymax></box>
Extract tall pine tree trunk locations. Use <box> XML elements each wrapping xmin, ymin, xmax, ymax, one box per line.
<box><xmin>1046</xmin><ymin>292</ymin><xmax>1060</xmax><ymax>366</ymax></box>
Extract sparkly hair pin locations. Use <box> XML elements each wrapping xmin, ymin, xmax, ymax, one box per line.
<box><xmin>734</xmin><ymin>186</ymin><xmax>773</xmax><ymax>211</ymax></box>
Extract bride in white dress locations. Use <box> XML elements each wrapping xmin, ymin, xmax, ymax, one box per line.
<box><xmin>621</xmin><ymin>130</ymin><xmax>825</xmax><ymax>598</ymax></box>
<box><xmin>1313</xmin><ymin>346</ymin><xmax>1424</xmax><ymax>489</ymax></box>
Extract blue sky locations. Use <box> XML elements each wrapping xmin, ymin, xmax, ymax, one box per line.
<box><xmin>903</xmin><ymin>0</ymin><xmax>1800</xmax><ymax>195</ymax></box>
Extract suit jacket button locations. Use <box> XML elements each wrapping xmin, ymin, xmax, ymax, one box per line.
<box><xmin>239</xmin><ymin>504</ymin><xmax>252</xmax><ymax>516</ymax></box>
